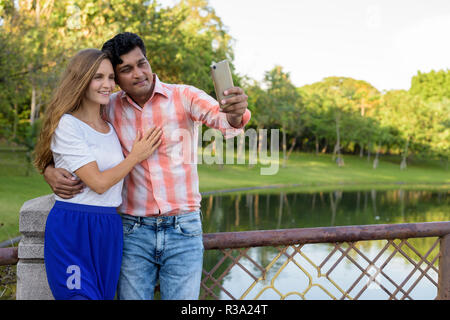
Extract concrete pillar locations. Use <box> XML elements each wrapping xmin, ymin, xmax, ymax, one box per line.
<box><xmin>16</xmin><ymin>194</ymin><xmax>54</xmax><ymax>300</ymax></box>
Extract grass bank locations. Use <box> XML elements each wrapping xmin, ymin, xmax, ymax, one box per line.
<box><xmin>198</xmin><ymin>152</ymin><xmax>449</xmax><ymax>192</ymax></box>
<box><xmin>0</xmin><ymin>150</ymin><xmax>449</xmax><ymax>243</ymax></box>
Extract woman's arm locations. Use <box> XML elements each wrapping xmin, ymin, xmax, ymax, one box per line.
<box><xmin>75</xmin><ymin>127</ymin><xmax>161</xmax><ymax>194</ymax></box>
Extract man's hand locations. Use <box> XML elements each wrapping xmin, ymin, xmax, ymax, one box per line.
<box><xmin>43</xmin><ymin>165</ymin><xmax>85</xmax><ymax>199</ymax></box>
<box><xmin>220</xmin><ymin>87</ymin><xmax>248</xmax><ymax>128</ymax></box>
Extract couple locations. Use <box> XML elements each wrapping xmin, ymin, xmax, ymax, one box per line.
<box><xmin>34</xmin><ymin>32</ymin><xmax>251</xmax><ymax>300</ymax></box>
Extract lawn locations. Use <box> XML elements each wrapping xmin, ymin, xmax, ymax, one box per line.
<box><xmin>0</xmin><ymin>149</ymin><xmax>449</xmax><ymax>243</ymax></box>
<box><xmin>198</xmin><ymin>152</ymin><xmax>450</xmax><ymax>192</ymax></box>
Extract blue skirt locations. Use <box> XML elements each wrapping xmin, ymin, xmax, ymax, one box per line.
<box><xmin>44</xmin><ymin>201</ymin><xmax>123</xmax><ymax>300</ymax></box>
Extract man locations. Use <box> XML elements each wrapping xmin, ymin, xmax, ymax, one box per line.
<box><xmin>43</xmin><ymin>32</ymin><xmax>251</xmax><ymax>299</ymax></box>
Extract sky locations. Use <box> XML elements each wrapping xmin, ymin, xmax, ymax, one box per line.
<box><xmin>206</xmin><ymin>0</ymin><xmax>450</xmax><ymax>92</ymax></box>
<box><xmin>161</xmin><ymin>0</ymin><xmax>450</xmax><ymax>92</ymax></box>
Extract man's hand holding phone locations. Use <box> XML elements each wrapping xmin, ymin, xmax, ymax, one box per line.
<box><xmin>210</xmin><ymin>60</ymin><xmax>248</xmax><ymax>128</ymax></box>
<box><xmin>220</xmin><ymin>87</ymin><xmax>249</xmax><ymax>128</ymax></box>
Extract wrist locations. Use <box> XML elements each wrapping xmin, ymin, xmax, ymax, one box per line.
<box><xmin>227</xmin><ymin>114</ymin><xmax>243</xmax><ymax>128</ymax></box>
<box><xmin>43</xmin><ymin>164</ymin><xmax>54</xmax><ymax>181</ymax></box>
<box><xmin>127</xmin><ymin>152</ymin><xmax>140</xmax><ymax>165</ymax></box>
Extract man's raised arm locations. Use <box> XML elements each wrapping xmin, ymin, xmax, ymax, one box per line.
<box><xmin>186</xmin><ymin>85</ymin><xmax>251</xmax><ymax>138</ymax></box>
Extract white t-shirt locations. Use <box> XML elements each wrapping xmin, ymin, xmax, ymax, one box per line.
<box><xmin>51</xmin><ymin>114</ymin><xmax>125</xmax><ymax>207</ymax></box>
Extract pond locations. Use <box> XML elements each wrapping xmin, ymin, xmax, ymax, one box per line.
<box><xmin>199</xmin><ymin>189</ymin><xmax>449</xmax><ymax>300</ymax></box>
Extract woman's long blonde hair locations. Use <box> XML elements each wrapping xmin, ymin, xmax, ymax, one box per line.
<box><xmin>34</xmin><ymin>49</ymin><xmax>109</xmax><ymax>173</ymax></box>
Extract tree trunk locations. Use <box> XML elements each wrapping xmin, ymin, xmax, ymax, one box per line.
<box><xmin>277</xmin><ymin>193</ymin><xmax>284</xmax><ymax>229</ymax></box>
<box><xmin>282</xmin><ymin>129</ymin><xmax>287</xmax><ymax>168</ymax></box>
<box><xmin>373</xmin><ymin>144</ymin><xmax>380</xmax><ymax>169</ymax></box>
<box><xmin>334</xmin><ymin>116</ymin><xmax>344</xmax><ymax>167</ymax></box>
<box><xmin>257</xmin><ymin>126</ymin><xmax>264</xmax><ymax>156</ymax></box>
<box><xmin>321</xmin><ymin>141</ymin><xmax>328</xmax><ymax>154</ymax></box>
<box><xmin>234</xmin><ymin>195</ymin><xmax>240</xmax><ymax>226</ymax></box>
<box><xmin>371</xmin><ymin>189</ymin><xmax>378</xmax><ymax>218</ymax></box>
<box><xmin>330</xmin><ymin>192</ymin><xmax>336</xmax><ymax>226</ymax></box>
<box><xmin>359</xmin><ymin>143</ymin><xmax>364</xmax><ymax>158</ymax></box>
<box><xmin>206</xmin><ymin>195</ymin><xmax>213</xmax><ymax>219</ymax></box>
<box><xmin>254</xmin><ymin>194</ymin><xmax>259</xmax><ymax>225</ymax></box>
<box><xmin>12</xmin><ymin>102</ymin><xmax>18</xmax><ymax>140</ymax></box>
<box><xmin>36</xmin><ymin>0</ymin><xmax>41</xmax><ymax>24</ymax></box>
<box><xmin>400</xmin><ymin>139</ymin><xmax>409</xmax><ymax>170</ymax></box>
<box><xmin>311</xmin><ymin>193</ymin><xmax>316</xmax><ymax>210</ymax></box>
<box><xmin>212</xmin><ymin>140</ymin><xmax>223</xmax><ymax>170</ymax></box>
<box><xmin>287</xmin><ymin>137</ymin><xmax>297</xmax><ymax>159</ymax></box>
<box><xmin>30</xmin><ymin>84</ymin><xmax>37</xmax><ymax>125</ymax></box>
<box><xmin>315</xmin><ymin>136</ymin><xmax>319</xmax><ymax>155</ymax></box>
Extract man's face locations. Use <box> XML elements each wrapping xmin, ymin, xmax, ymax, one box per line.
<box><xmin>115</xmin><ymin>46</ymin><xmax>153</xmax><ymax>97</ymax></box>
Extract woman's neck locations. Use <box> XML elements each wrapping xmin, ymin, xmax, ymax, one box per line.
<box><xmin>72</xmin><ymin>100</ymin><xmax>102</xmax><ymax>124</ymax></box>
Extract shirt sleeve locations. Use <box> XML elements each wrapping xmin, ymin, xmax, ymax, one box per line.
<box><xmin>183</xmin><ymin>85</ymin><xmax>251</xmax><ymax>139</ymax></box>
<box><xmin>51</xmin><ymin>116</ymin><xmax>96</xmax><ymax>172</ymax></box>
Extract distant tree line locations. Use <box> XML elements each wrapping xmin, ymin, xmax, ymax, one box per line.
<box><xmin>246</xmin><ymin>67</ymin><xmax>449</xmax><ymax>169</ymax></box>
<box><xmin>0</xmin><ymin>0</ymin><xmax>448</xmax><ymax>170</ymax></box>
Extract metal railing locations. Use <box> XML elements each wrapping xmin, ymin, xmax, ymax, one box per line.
<box><xmin>200</xmin><ymin>221</ymin><xmax>450</xmax><ymax>300</ymax></box>
<box><xmin>1</xmin><ymin>221</ymin><xmax>450</xmax><ymax>300</ymax></box>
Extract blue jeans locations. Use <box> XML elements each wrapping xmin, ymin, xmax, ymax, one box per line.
<box><xmin>117</xmin><ymin>210</ymin><xmax>204</xmax><ymax>300</ymax></box>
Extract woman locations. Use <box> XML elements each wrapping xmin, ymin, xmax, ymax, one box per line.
<box><xmin>34</xmin><ymin>49</ymin><xmax>161</xmax><ymax>300</ymax></box>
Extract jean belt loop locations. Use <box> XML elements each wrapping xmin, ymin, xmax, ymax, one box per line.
<box><xmin>173</xmin><ymin>215</ymin><xmax>178</xmax><ymax>229</ymax></box>
<box><xmin>199</xmin><ymin>209</ymin><xmax>203</xmax><ymax>221</ymax></box>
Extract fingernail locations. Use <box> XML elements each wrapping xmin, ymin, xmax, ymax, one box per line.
<box><xmin>221</xmin><ymin>100</ymin><xmax>226</xmax><ymax>105</ymax></box>
<box><xmin>224</xmin><ymin>91</ymin><xmax>228</xmax><ymax>95</ymax></box>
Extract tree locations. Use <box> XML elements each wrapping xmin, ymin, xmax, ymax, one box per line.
<box><xmin>263</xmin><ymin>66</ymin><xmax>302</xmax><ymax>167</ymax></box>
<box><xmin>378</xmin><ymin>90</ymin><xmax>427</xmax><ymax>170</ymax></box>
<box><xmin>409</xmin><ymin>69</ymin><xmax>450</xmax><ymax>166</ymax></box>
<box><xmin>0</xmin><ymin>0</ymin><xmax>236</xmax><ymax>146</ymax></box>
<box><xmin>410</xmin><ymin>69</ymin><xmax>450</xmax><ymax>102</ymax></box>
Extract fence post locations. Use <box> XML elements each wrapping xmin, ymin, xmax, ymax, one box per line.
<box><xmin>438</xmin><ymin>234</ymin><xmax>450</xmax><ymax>300</ymax></box>
<box><xmin>16</xmin><ymin>194</ymin><xmax>54</xmax><ymax>300</ymax></box>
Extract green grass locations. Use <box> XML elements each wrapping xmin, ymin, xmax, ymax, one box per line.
<box><xmin>0</xmin><ymin>149</ymin><xmax>52</xmax><ymax>242</ymax></box>
<box><xmin>198</xmin><ymin>152</ymin><xmax>450</xmax><ymax>192</ymax></box>
<box><xmin>0</xmin><ymin>149</ymin><xmax>449</xmax><ymax>243</ymax></box>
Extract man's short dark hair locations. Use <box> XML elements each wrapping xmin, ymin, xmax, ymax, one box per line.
<box><xmin>101</xmin><ymin>32</ymin><xmax>147</xmax><ymax>68</ymax></box>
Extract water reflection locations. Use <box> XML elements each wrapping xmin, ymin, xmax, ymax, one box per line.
<box><xmin>201</xmin><ymin>189</ymin><xmax>449</xmax><ymax>233</ymax></box>
<box><xmin>200</xmin><ymin>189</ymin><xmax>449</xmax><ymax>300</ymax></box>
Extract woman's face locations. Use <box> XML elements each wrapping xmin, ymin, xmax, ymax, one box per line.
<box><xmin>84</xmin><ymin>59</ymin><xmax>115</xmax><ymax>106</ymax></box>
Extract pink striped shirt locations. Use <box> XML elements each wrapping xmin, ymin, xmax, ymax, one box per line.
<box><xmin>105</xmin><ymin>74</ymin><xmax>251</xmax><ymax>216</ymax></box>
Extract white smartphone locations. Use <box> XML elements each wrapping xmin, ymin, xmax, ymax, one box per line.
<box><xmin>210</xmin><ymin>60</ymin><xmax>235</xmax><ymax>108</ymax></box>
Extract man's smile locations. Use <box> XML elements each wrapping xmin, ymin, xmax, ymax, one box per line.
<box><xmin>134</xmin><ymin>78</ymin><xmax>148</xmax><ymax>86</ymax></box>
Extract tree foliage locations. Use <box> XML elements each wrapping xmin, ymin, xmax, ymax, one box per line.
<box><xmin>0</xmin><ymin>0</ymin><xmax>234</xmax><ymax>142</ymax></box>
<box><xmin>0</xmin><ymin>0</ymin><xmax>448</xmax><ymax>169</ymax></box>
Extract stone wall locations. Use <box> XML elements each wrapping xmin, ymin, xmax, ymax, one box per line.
<box><xmin>17</xmin><ymin>194</ymin><xmax>54</xmax><ymax>300</ymax></box>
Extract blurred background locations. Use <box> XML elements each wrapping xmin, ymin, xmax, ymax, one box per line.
<box><xmin>0</xmin><ymin>0</ymin><xmax>449</xmax><ymax>299</ymax></box>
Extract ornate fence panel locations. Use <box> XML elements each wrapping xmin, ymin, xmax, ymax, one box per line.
<box><xmin>1</xmin><ymin>211</ymin><xmax>449</xmax><ymax>300</ymax></box>
<box><xmin>201</xmin><ymin>222</ymin><xmax>450</xmax><ymax>300</ymax></box>
<box><xmin>0</xmin><ymin>247</ymin><xmax>18</xmax><ymax>299</ymax></box>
